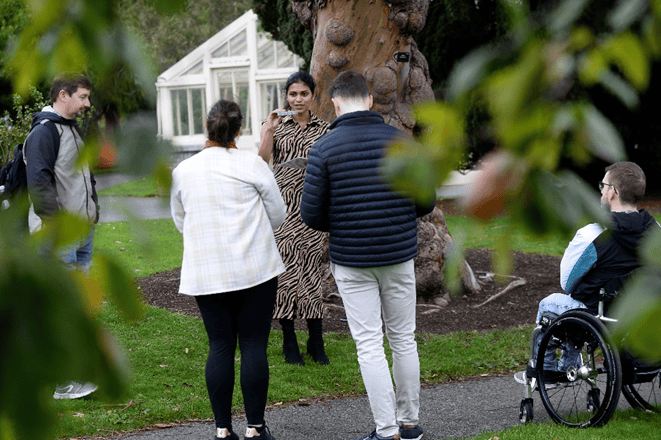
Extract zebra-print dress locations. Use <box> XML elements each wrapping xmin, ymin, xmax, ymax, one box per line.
<box><xmin>271</xmin><ymin>113</ymin><xmax>330</xmax><ymax>320</ymax></box>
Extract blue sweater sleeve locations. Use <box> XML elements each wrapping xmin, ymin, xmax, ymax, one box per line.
<box><xmin>301</xmin><ymin>144</ymin><xmax>330</xmax><ymax>232</ymax></box>
<box><xmin>24</xmin><ymin>124</ymin><xmax>59</xmax><ymax>218</ymax></box>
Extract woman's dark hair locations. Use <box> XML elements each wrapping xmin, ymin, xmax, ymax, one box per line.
<box><xmin>207</xmin><ymin>100</ymin><xmax>243</xmax><ymax>147</ymax></box>
<box><xmin>284</xmin><ymin>71</ymin><xmax>316</xmax><ymax>95</ymax></box>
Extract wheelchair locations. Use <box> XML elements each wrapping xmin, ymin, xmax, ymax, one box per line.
<box><xmin>515</xmin><ymin>293</ymin><xmax>661</xmax><ymax>428</ymax></box>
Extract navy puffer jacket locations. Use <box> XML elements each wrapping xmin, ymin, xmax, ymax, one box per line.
<box><xmin>301</xmin><ymin>110</ymin><xmax>433</xmax><ymax>268</ymax></box>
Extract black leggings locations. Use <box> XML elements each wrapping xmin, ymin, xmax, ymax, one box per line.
<box><xmin>195</xmin><ymin>277</ymin><xmax>277</xmax><ymax>430</ymax></box>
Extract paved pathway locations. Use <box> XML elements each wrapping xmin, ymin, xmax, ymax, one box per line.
<box><xmin>95</xmin><ymin>173</ymin><xmax>171</xmax><ymax>222</ymax></box>
<box><xmin>113</xmin><ymin>375</ymin><xmax>549</xmax><ymax>440</ymax></box>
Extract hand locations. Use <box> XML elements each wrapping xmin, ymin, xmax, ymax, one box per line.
<box><xmin>264</xmin><ymin>109</ymin><xmax>284</xmax><ymax>132</ymax></box>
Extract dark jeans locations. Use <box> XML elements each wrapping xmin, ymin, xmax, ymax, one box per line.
<box><xmin>195</xmin><ymin>277</ymin><xmax>277</xmax><ymax>430</ymax></box>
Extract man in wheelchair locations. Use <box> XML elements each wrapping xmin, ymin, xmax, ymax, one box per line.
<box><xmin>533</xmin><ymin>162</ymin><xmax>660</xmax><ymax>373</ymax></box>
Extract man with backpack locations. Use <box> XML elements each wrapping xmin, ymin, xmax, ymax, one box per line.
<box><xmin>23</xmin><ymin>73</ymin><xmax>100</xmax><ymax>399</ymax></box>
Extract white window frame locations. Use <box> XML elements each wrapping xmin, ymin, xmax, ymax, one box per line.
<box><xmin>171</xmin><ymin>87</ymin><xmax>206</xmax><ymax>137</ymax></box>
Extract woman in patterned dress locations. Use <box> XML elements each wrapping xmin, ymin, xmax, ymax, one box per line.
<box><xmin>258</xmin><ymin>72</ymin><xmax>331</xmax><ymax>365</ymax></box>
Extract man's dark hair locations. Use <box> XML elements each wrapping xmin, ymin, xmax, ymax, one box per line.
<box><xmin>50</xmin><ymin>73</ymin><xmax>92</xmax><ymax>103</ymax></box>
<box><xmin>328</xmin><ymin>70</ymin><xmax>370</xmax><ymax>100</ymax></box>
<box><xmin>605</xmin><ymin>161</ymin><xmax>646</xmax><ymax>205</ymax></box>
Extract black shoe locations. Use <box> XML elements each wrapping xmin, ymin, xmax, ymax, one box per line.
<box><xmin>399</xmin><ymin>424</ymin><xmax>423</xmax><ymax>440</ymax></box>
<box><xmin>306</xmin><ymin>318</ymin><xmax>330</xmax><ymax>364</ymax></box>
<box><xmin>279</xmin><ymin>319</ymin><xmax>304</xmax><ymax>365</ymax></box>
<box><xmin>244</xmin><ymin>425</ymin><xmax>275</xmax><ymax>439</ymax></box>
<box><xmin>215</xmin><ymin>427</ymin><xmax>239</xmax><ymax>439</ymax></box>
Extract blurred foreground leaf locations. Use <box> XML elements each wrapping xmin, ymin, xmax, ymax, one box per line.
<box><xmin>0</xmin><ymin>210</ymin><xmax>132</xmax><ymax>439</ymax></box>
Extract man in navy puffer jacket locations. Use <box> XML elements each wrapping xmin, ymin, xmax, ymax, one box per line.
<box><xmin>301</xmin><ymin>71</ymin><xmax>433</xmax><ymax>440</ymax></box>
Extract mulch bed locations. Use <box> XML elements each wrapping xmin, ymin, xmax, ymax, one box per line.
<box><xmin>138</xmin><ymin>196</ymin><xmax>661</xmax><ymax>335</ymax></box>
<box><xmin>138</xmin><ymin>248</ymin><xmax>561</xmax><ymax>335</ymax></box>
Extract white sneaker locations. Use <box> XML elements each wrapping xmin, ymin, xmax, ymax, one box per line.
<box><xmin>53</xmin><ymin>381</ymin><xmax>98</xmax><ymax>399</ymax></box>
<box><xmin>514</xmin><ymin>370</ymin><xmax>529</xmax><ymax>384</ymax></box>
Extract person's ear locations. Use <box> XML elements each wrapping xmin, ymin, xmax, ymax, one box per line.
<box><xmin>367</xmin><ymin>95</ymin><xmax>373</xmax><ymax>110</ymax></box>
<box><xmin>331</xmin><ymin>97</ymin><xmax>342</xmax><ymax>117</ymax></box>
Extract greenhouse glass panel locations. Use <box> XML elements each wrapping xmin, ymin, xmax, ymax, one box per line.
<box><xmin>212</xmin><ymin>42</ymin><xmax>229</xmax><ymax>58</ymax></box>
<box><xmin>258</xmin><ymin>40</ymin><xmax>275</xmax><ymax>70</ymax></box>
<box><xmin>230</xmin><ymin>30</ymin><xmax>248</xmax><ymax>56</ymax></box>
<box><xmin>184</xmin><ymin>61</ymin><xmax>203</xmax><ymax>75</ymax></box>
<box><xmin>259</xmin><ymin>81</ymin><xmax>284</xmax><ymax>122</ymax></box>
<box><xmin>177</xmin><ymin>89</ymin><xmax>189</xmax><ymax>136</ymax></box>
<box><xmin>218</xmin><ymin>86</ymin><xmax>233</xmax><ymax>100</ymax></box>
<box><xmin>170</xmin><ymin>90</ymin><xmax>180</xmax><ymax>136</ymax></box>
<box><xmin>192</xmin><ymin>88</ymin><xmax>206</xmax><ymax>135</ymax></box>
<box><xmin>276</xmin><ymin>42</ymin><xmax>294</xmax><ymax>68</ymax></box>
<box><xmin>216</xmin><ymin>70</ymin><xmax>251</xmax><ymax>135</ymax></box>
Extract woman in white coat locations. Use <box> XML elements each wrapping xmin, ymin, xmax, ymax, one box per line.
<box><xmin>171</xmin><ymin>100</ymin><xmax>286</xmax><ymax>440</ymax></box>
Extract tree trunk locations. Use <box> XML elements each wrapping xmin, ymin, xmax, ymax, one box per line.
<box><xmin>291</xmin><ymin>0</ymin><xmax>479</xmax><ymax>297</ymax></box>
<box><xmin>291</xmin><ymin>0</ymin><xmax>434</xmax><ymax>130</ymax></box>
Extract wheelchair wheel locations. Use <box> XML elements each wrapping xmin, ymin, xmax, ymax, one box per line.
<box><xmin>622</xmin><ymin>367</ymin><xmax>661</xmax><ymax>412</ymax></box>
<box><xmin>536</xmin><ymin>311</ymin><xmax>622</xmax><ymax>427</ymax></box>
<box><xmin>519</xmin><ymin>398</ymin><xmax>534</xmax><ymax>423</ymax></box>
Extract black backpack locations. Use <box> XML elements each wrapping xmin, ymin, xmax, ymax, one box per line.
<box><xmin>0</xmin><ymin>120</ymin><xmax>60</xmax><ymax>208</ymax></box>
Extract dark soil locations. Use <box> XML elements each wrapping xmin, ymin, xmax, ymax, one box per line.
<box><xmin>138</xmin><ymin>249</ymin><xmax>561</xmax><ymax>335</ymax></box>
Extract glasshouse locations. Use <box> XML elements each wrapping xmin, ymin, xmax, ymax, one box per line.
<box><xmin>156</xmin><ymin>10</ymin><xmax>304</xmax><ymax>160</ymax></box>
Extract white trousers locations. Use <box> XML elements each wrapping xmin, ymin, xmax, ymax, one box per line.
<box><xmin>331</xmin><ymin>260</ymin><xmax>420</xmax><ymax>438</ymax></box>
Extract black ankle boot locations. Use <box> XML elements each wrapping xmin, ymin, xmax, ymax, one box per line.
<box><xmin>279</xmin><ymin>318</ymin><xmax>304</xmax><ymax>365</ymax></box>
<box><xmin>306</xmin><ymin>319</ymin><xmax>330</xmax><ymax>364</ymax></box>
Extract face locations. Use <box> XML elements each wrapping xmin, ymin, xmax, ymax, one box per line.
<box><xmin>286</xmin><ymin>82</ymin><xmax>313</xmax><ymax>114</ymax></box>
<box><xmin>600</xmin><ymin>171</ymin><xmax>615</xmax><ymax>210</ymax></box>
<box><xmin>59</xmin><ymin>87</ymin><xmax>91</xmax><ymax>119</ymax></box>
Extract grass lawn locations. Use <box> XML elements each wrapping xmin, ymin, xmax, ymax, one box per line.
<box><xmin>97</xmin><ymin>175</ymin><xmax>163</xmax><ymax>198</ymax></box>
<box><xmin>54</xmin><ymin>300</ymin><xmax>536</xmax><ymax>438</ymax></box>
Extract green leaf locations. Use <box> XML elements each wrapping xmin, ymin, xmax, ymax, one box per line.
<box><xmin>640</xmin><ymin>225</ymin><xmax>661</xmax><ymax>270</ymax></box>
<box><xmin>599</xmin><ymin>70</ymin><xmax>640</xmax><ymax>109</ymax></box>
<box><xmin>604</xmin><ymin>31</ymin><xmax>650</xmax><ymax>90</ymax></box>
<box><xmin>569</xmin><ymin>26</ymin><xmax>595</xmax><ymax>51</ymax></box>
<box><xmin>581</xmin><ymin>105</ymin><xmax>626</xmax><ymax>163</ymax></box>
<box><xmin>578</xmin><ymin>50</ymin><xmax>607</xmax><ymax>86</ymax></box>
<box><xmin>113</xmin><ymin>113</ymin><xmax>175</xmax><ymax>177</ymax></box>
<box><xmin>610</xmin><ymin>270</ymin><xmax>661</xmax><ymax>363</ymax></box>
<box><xmin>29</xmin><ymin>212</ymin><xmax>91</xmax><ymax>252</ymax></box>
<box><xmin>95</xmin><ymin>252</ymin><xmax>144</xmax><ymax>321</ymax></box>
<box><xmin>443</xmin><ymin>236</ymin><xmax>465</xmax><ymax>296</ymax></box>
<box><xmin>414</xmin><ymin>101</ymin><xmax>466</xmax><ymax>156</ymax></box>
<box><xmin>446</xmin><ymin>47</ymin><xmax>499</xmax><ymax>102</ymax></box>
<box><xmin>547</xmin><ymin>0</ymin><xmax>590</xmax><ymax>35</ymax></box>
<box><xmin>484</xmin><ymin>41</ymin><xmax>546</xmax><ymax>134</ymax></box>
<box><xmin>607</xmin><ymin>0</ymin><xmax>649</xmax><ymax>32</ymax></box>
<box><xmin>0</xmin><ymin>241</ymin><xmax>129</xmax><ymax>439</ymax></box>
<box><xmin>511</xmin><ymin>170</ymin><xmax>609</xmax><ymax>239</ymax></box>
<box><xmin>642</xmin><ymin>15</ymin><xmax>661</xmax><ymax>57</ymax></box>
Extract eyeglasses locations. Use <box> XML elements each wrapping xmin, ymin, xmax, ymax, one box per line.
<box><xmin>599</xmin><ymin>181</ymin><xmax>618</xmax><ymax>194</ymax></box>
